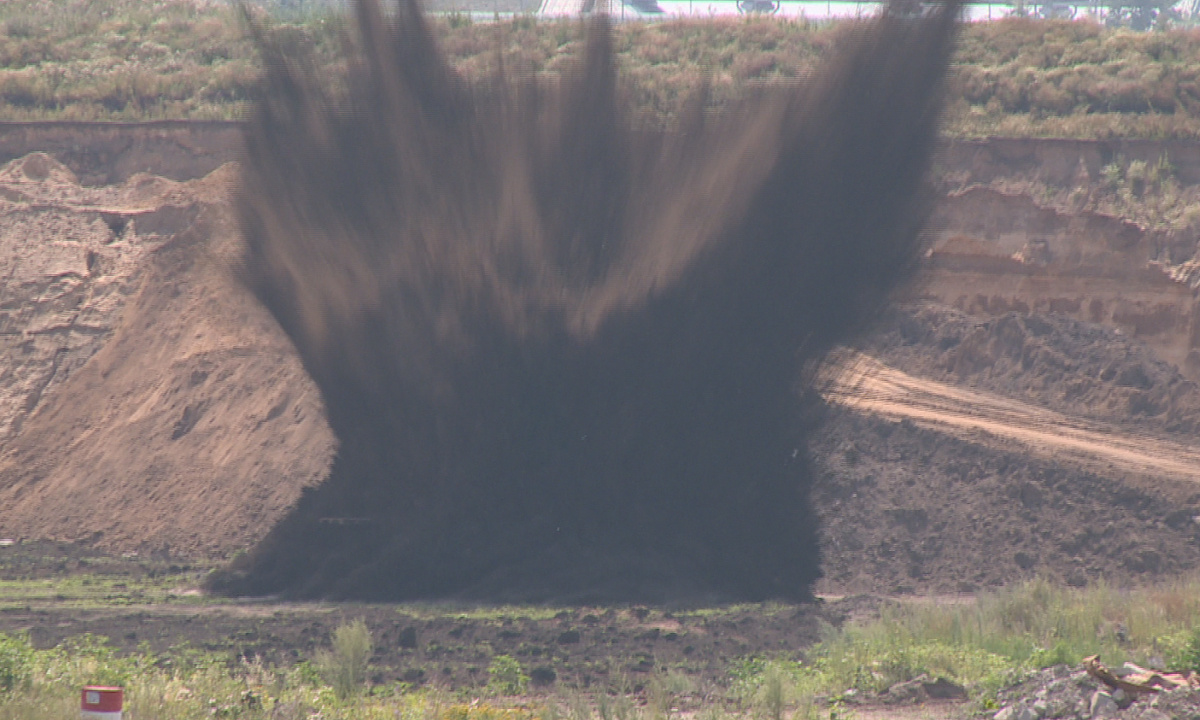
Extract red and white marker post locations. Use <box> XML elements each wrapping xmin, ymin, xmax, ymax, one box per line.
<box><xmin>81</xmin><ymin>686</ymin><xmax>123</xmax><ymax>720</ymax></box>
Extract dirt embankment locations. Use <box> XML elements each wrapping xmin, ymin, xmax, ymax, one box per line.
<box><xmin>0</xmin><ymin>122</ymin><xmax>241</xmax><ymax>186</ymax></box>
<box><xmin>0</xmin><ymin>151</ymin><xmax>332</xmax><ymax>558</ymax></box>
<box><xmin>924</xmin><ymin>187</ymin><xmax>1200</xmax><ymax>378</ymax></box>
<box><xmin>1</xmin><ymin>127</ymin><xmax>1200</xmax><ymax>597</ymax></box>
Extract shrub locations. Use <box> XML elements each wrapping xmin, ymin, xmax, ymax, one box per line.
<box><xmin>1178</xmin><ymin>627</ymin><xmax>1200</xmax><ymax>672</ymax></box>
<box><xmin>316</xmin><ymin>619</ymin><xmax>373</xmax><ymax>700</ymax></box>
<box><xmin>0</xmin><ymin>634</ymin><xmax>33</xmax><ymax>693</ymax></box>
<box><xmin>488</xmin><ymin>655</ymin><xmax>528</xmax><ymax>696</ymax></box>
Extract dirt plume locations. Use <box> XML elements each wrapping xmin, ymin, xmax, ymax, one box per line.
<box><xmin>211</xmin><ymin>0</ymin><xmax>960</xmax><ymax>601</ymax></box>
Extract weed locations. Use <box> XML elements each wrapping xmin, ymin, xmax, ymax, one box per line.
<box><xmin>647</xmin><ymin>671</ymin><xmax>693</xmax><ymax>719</ymax></box>
<box><xmin>316</xmin><ymin>619</ymin><xmax>373</xmax><ymax>700</ymax></box>
<box><xmin>0</xmin><ymin>634</ymin><xmax>32</xmax><ymax>692</ymax></box>
<box><xmin>447</xmin><ymin>11</ymin><xmax>473</xmax><ymax>28</ymax></box>
<box><xmin>1176</xmin><ymin>627</ymin><xmax>1200</xmax><ymax>672</ymax></box>
<box><xmin>755</xmin><ymin>663</ymin><xmax>790</xmax><ymax>720</ymax></box>
<box><xmin>729</xmin><ymin>576</ymin><xmax>1200</xmax><ymax>713</ymax></box>
<box><xmin>825</xmin><ymin>698</ymin><xmax>851</xmax><ymax>720</ymax></box>
<box><xmin>488</xmin><ymin>654</ymin><xmax>528</xmax><ymax>696</ymax></box>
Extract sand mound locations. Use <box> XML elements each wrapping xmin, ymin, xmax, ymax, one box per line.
<box><xmin>0</xmin><ymin>156</ymin><xmax>332</xmax><ymax>557</ymax></box>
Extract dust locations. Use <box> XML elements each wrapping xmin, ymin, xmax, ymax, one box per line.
<box><xmin>209</xmin><ymin>0</ymin><xmax>961</xmax><ymax>601</ymax></box>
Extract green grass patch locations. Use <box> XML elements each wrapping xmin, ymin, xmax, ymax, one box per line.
<box><xmin>0</xmin><ymin>628</ymin><xmax>545</xmax><ymax>720</ymax></box>
<box><xmin>0</xmin><ymin>574</ymin><xmax>215</xmax><ymax>610</ymax></box>
<box><xmin>731</xmin><ymin>577</ymin><xmax>1200</xmax><ymax>714</ymax></box>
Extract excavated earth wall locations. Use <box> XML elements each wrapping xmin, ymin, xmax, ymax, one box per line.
<box><xmin>2</xmin><ymin>124</ymin><xmax>1200</xmax><ymax>595</ymax></box>
<box><xmin>926</xmin><ymin>188</ymin><xmax>1200</xmax><ymax>377</ymax></box>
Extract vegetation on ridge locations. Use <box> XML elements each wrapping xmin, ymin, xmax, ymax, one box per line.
<box><xmin>4</xmin><ymin>0</ymin><xmax>1200</xmax><ymax>138</ymax></box>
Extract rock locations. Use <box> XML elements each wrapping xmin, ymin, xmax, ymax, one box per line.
<box><xmin>1111</xmin><ymin>687</ymin><xmax>1132</xmax><ymax>709</ymax></box>
<box><xmin>993</xmin><ymin>705</ymin><xmax>1037</xmax><ymax>720</ymax></box>
<box><xmin>529</xmin><ymin>665</ymin><xmax>556</xmax><ymax>687</ymax></box>
<box><xmin>1090</xmin><ymin>690</ymin><xmax>1119</xmax><ymax>718</ymax></box>
<box><xmin>921</xmin><ymin>676</ymin><xmax>967</xmax><ymax>700</ymax></box>
<box><xmin>1136</xmin><ymin>710</ymin><xmax>1171</xmax><ymax>720</ymax></box>
<box><xmin>1031</xmin><ymin>699</ymin><xmax>1049</xmax><ymax>717</ymax></box>
<box><xmin>884</xmin><ymin>675</ymin><xmax>929</xmax><ymax>704</ymax></box>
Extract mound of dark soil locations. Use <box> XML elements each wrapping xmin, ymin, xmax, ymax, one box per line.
<box><xmin>813</xmin><ymin>406</ymin><xmax>1200</xmax><ymax>596</ymax></box>
<box><xmin>868</xmin><ymin>302</ymin><xmax>1200</xmax><ymax>434</ymax></box>
<box><xmin>210</xmin><ymin>0</ymin><xmax>961</xmax><ymax>602</ymax></box>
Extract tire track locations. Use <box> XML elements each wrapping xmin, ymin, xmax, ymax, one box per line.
<box><xmin>824</xmin><ymin>353</ymin><xmax>1200</xmax><ymax>483</ymax></box>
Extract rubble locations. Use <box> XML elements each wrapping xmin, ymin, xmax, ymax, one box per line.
<box><xmin>986</xmin><ymin>663</ymin><xmax>1200</xmax><ymax>720</ymax></box>
<box><xmin>882</xmin><ymin>674</ymin><xmax>968</xmax><ymax>704</ymax></box>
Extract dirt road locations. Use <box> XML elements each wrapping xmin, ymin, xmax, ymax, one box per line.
<box><xmin>824</xmin><ymin>354</ymin><xmax>1200</xmax><ymax>486</ymax></box>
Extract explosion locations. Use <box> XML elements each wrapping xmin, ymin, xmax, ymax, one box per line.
<box><xmin>210</xmin><ymin>0</ymin><xmax>960</xmax><ymax>601</ymax></box>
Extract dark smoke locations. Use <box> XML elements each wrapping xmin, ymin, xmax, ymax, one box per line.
<box><xmin>210</xmin><ymin>0</ymin><xmax>960</xmax><ymax>602</ymax></box>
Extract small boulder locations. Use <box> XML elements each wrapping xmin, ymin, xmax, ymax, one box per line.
<box><xmin>529</xmin><ymin>666</ymin><xmax>556</xmax><ymax>687</ymax></box>
<box><xmin>1090</xmin><ymin>690</ymin><xmax>1119</xmax><ymax>718</ymax></box>
<box><xmin>883</xmin><ymin>675</ymin><xmax>929</xmax><ymax>705</ymax></box>
<box><xmin>397</xmin><ymin>626</ymin><xmax>418</xmax><ymax>649</ymax></box>
<box><xmin>921</xmin><ymin>676</ymin><xmax>967</xmax><ymax>700</ymax></box>
<box><xmin>993</xmin><ymin>704</ymin><xmax>1037</xmax><ymax>720</ymax></box>
<box><xmin>1111</xmin><ymin>687</ymin><xmax>1132</xmax><ymax>709</ymax></box>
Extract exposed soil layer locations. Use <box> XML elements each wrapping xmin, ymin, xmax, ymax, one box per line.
<box><xmin>5</xmin><ymin>76</ymin><xmax>1200</xmax><ymax>610</ymax></box>
<box><xmin>3</xmin><ymin>145</ymin><xmax>1200</xmax><ymax>599</ymax></box>
<box><xmin>813</xmin><ymin>405</ymin><xmax>1200</xmax><ymax>596</ymax></box>
<box><xmin>866</xmin><ymin>303</ymin><xmax>1200</xmax><ymax>436</ymax></box>
<box><xmin>827</xmin><ymin>354</ymin><xmax>1200</xmax><ymax>487</ymax></box>
<box><xmin>0</xmin><ymin>121</ymin><xmax>242</xmax><ymax>186</ymax></box>
<box><xmin>0</xmin><ymin>153</ymin><xmax>333</xmax><ymax>558</ymax></box>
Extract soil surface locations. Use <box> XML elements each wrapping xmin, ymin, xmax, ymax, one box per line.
<box><xmin>813</xmin><ymin>403</ymin><xmax>1200</xmax><ymax>596</ymax></box>
<box><xmin>826</xmin><ymin>353</ymin><xmax>1200</xmax><ymax>486</ymax></box>
<box><xmin>865</xmin><ymin>303</ymin><xmax>1200</xmax><ymax>437</ymax></box>
<box><xmin>0</xmin><ymin>542</ymin><xmax>833</xmax><ymax>697</ymax></box>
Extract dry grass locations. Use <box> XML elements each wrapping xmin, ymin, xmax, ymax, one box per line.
<box><xmin>5</xmin><ymin>2</ymin><xmax>1200</xmax><ymax>138</ymax></box>
<box><xmin>0</xmin><ymin>0</ymin><xmax>341</xmax><ymax>120</ymax></box>
<box><xmin>948</xmin><ymin>18</ymin><xmax>1200</xmax><ymax>138</ymax></box>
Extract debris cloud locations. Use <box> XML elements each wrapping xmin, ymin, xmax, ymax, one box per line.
<box><xmin>210</xmin><ymin>0</ymin><xmax>960</xmax><ymax>601</ymax></box>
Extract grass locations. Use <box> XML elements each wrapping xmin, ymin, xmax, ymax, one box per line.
<box><xmin>0</xmin><ymin>0</ymin><xmax>341</xmax><ymax>120</ymax></box>
<box><xmin>0</xmin><ymin>579</ymin><xmax>1198</xmax><ymax>718</ymax></box>
<box><xmin>5</xmin><ymin>0</ymin><xmax>1200</xmax><ymax>138</ymax></box>
<box><xmin>0</xmin><ymin>574</ymin><xmax>218</xmax><ymax>610</ymax></box>
<box><xmin>732</xmin><ymin>577</ymin><xmax>1200</xmax><ymax>713</ymax></box>
<box><xmin>316</xmin><ymin>619</ymin><xmax>373</xmax><ymax>699</ymax></box>
<box><xmin>0</xmin><ymin>545</ymin><xmax>220</xmax><ymax>611</ymax></box>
